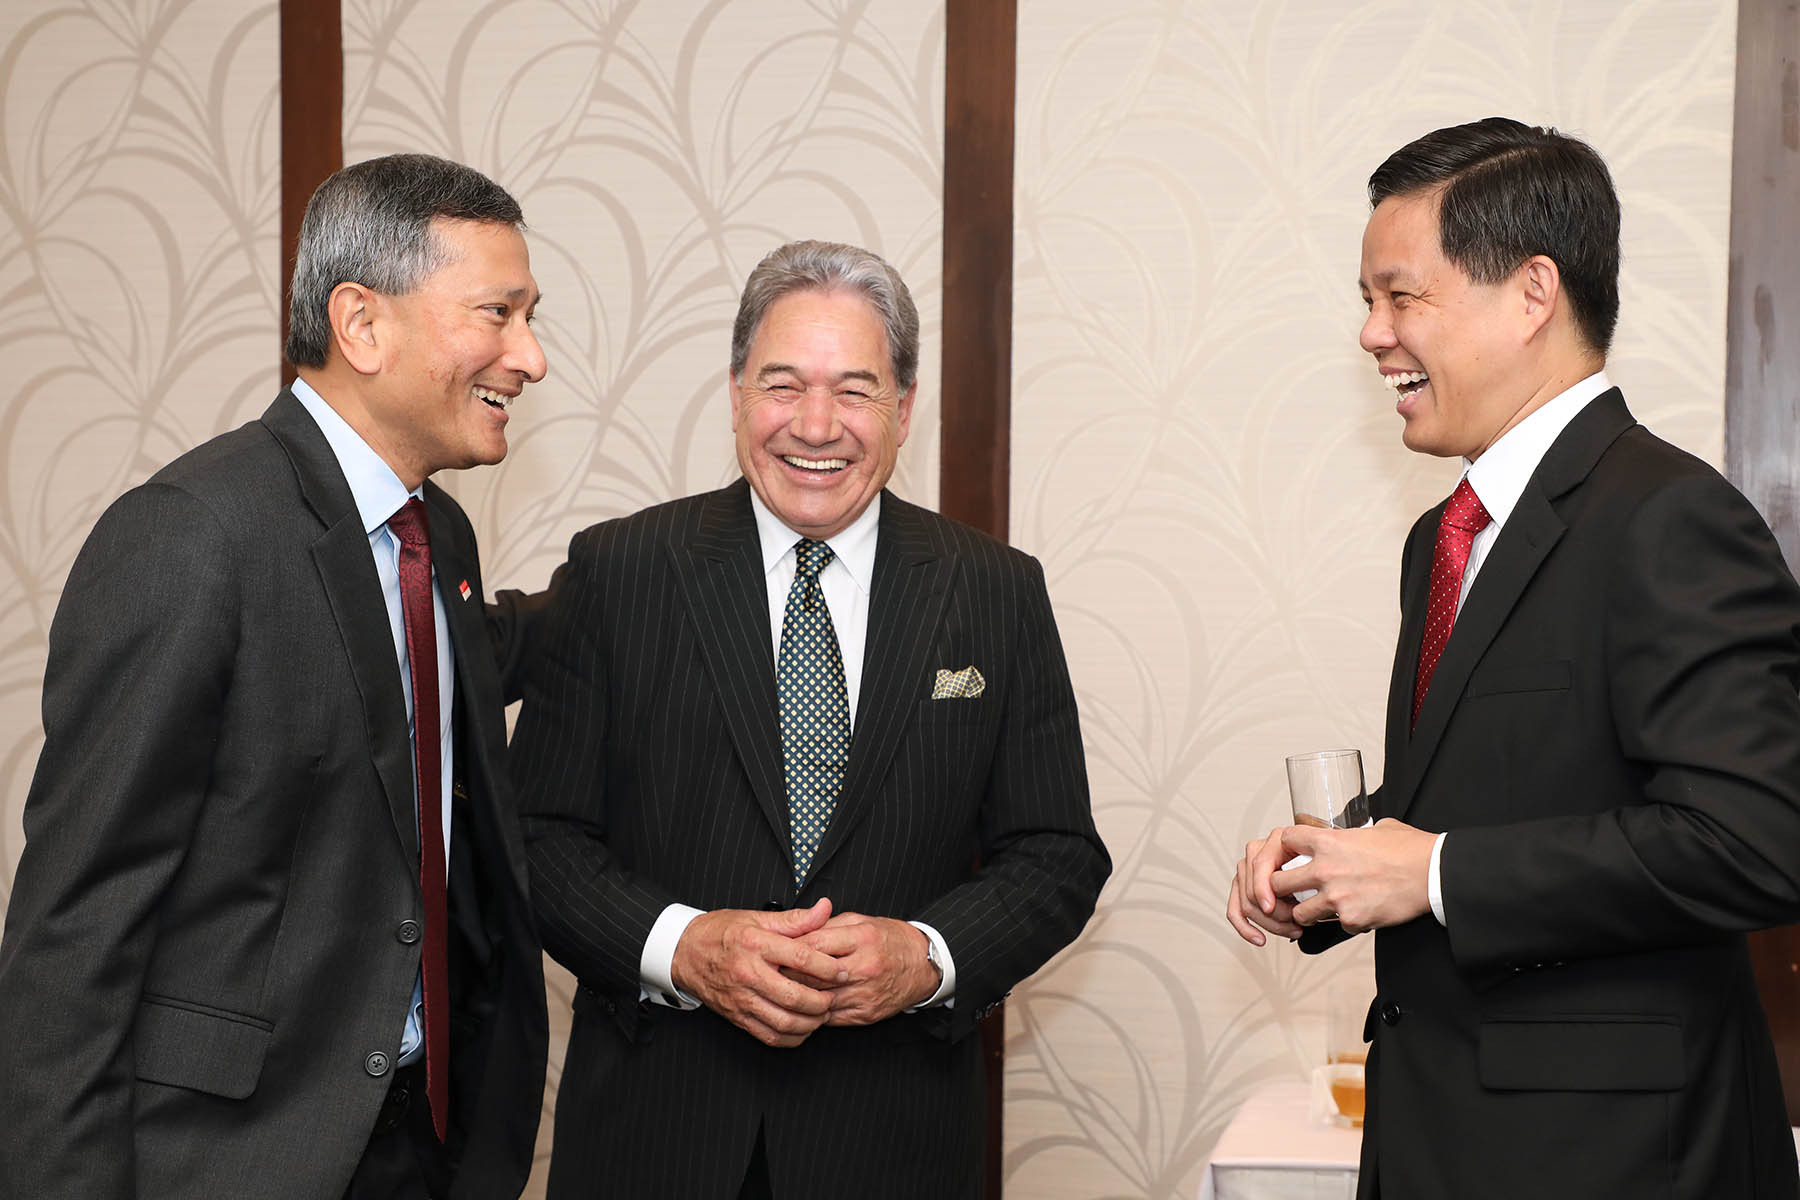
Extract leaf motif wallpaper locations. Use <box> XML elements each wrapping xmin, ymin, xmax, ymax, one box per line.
<box><xmin>0</xmin><ymin>2</ymin><xmax>1739</xmax><ymax>1198</ymax></box>
<box><xmin>0</xmin><ymin>0</ymin><xmax>280</xmax><ymax>912</ymax></box>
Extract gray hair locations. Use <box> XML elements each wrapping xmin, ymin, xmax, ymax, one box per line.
<box><xmin>730</xmin><ymin>240</ymin><xmax>920</xmax><ymax>392</ymax></box>
<box><xmin>283</xmin><ymin>154</ymin><xmax>525</xmax><ymax>368</ymax></box>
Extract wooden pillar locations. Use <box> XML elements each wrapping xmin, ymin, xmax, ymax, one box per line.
<box><xmin>279</xmin><ymin>0</ymin><xmax>343</xmax><ymax>386</ymax></box>
<box><xmin>1725</xmin><ymin>0</ymin><xmax>1800</xmax><ymax>1124</ymax></box>
<box><xmin>943</xmin><ymin>0</ymin><xmax>1018</xmax><ymax>1192</ymax></box>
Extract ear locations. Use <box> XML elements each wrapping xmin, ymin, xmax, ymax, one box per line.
<box><xmin>327</xmin><ymin>281</ymin><xmax>385</xmax><ymax>376</ymax></box>
<box><xmin>727</xmin><ymin>367</ymin><xmax>745</xmax><ymax>430</ymax></box>
<box><xmin>894</xmin><ymin>381</ymin><xmax>919</xmax><ymax>446</ymax></box>
<box><xmin>1518</xmin><ymin>255</ymin><xmax>1562</xmax><ymax>341</ymax></box>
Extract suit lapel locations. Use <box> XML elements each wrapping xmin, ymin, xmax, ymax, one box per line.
<box><xmin>810</xmin><ymin>494</ymin><xmax>955</xmax><ymax>880</ymax></box>
<box><xmin>1379</xmin><ymin>515</ymin><xmax>1436</xmax><ymax>819</ymax></box>
<box><xmin>667</xmin><ymin>481</ymin><xmax>791</xmax><ymax>856</ymax></box>
<box><xmin>1389</xmin><ymin>388</ymin><xmax>1635</xmax><ymax>820</ymax></box>
<box><xmin>424</xmin><ymin>483</ymin><xmax>532</xmax><ymax>897</ymax></box>
<box><xmin>263</xmin><ymin>390</ymin><xmax>419</xmax><ymax>863</ymax></box>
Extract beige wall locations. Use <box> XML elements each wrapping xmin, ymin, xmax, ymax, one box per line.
<box><xmin>1008</xmin><ymin>1</ymin><xmax>1737</xmax><ymax>1196</ymax></box>
<box><xmin>0</xmin><ymin>2</ymin><xmax>1737</xmax><ymax>1198</ymax></box>
<box><xmin>0</xmin><ymin>0</ymin><xmax>280</xmax><ymax>905</ymax></box>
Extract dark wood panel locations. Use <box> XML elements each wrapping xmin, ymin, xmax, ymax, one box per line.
<box><xmin>1725</xmin><ymin>0</ymin><xmax>1800</xmax><ymax>1124</ymax></box>
<box><xmin>278</xmin><ymin>0</ymin><xmax>343</xmax><ymax>386</ymax></box>
<box><xmin>942</xmin><ymin>0</ymin><xmax>1017</xmax><ymax>547</ymax></box>
<box><xmin>943</xmin><ymin>0</ymin><xmax>1018</xmax><ymax>1194</ymax></box>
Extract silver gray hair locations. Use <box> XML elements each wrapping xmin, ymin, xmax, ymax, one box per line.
<box><xmin>283</xmin><ymin>154</ymin><xmax>524</xmax><ymax>369</ymax></box>
<box><xmin>730</xmin><ymin>240</ymin><xmax>920</xmax><ymax>392</ymax></box>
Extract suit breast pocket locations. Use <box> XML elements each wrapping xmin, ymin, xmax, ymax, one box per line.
<box><xmin>1465</xmin><ymin>659</ymin><xmax>1572</xmax><ymax>698</ymax></box>
<box><xmin>899</xmin><ymin>698</ymin><xmax>999</xmax><ymax>814</ymax></box>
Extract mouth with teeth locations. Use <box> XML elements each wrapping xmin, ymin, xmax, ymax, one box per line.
<box><xmin>781</xmin><ymin>454</ymin><xmax>848</xmax><ymax>475</ymax></box>
<box><xmin>474</xmin><ymin>385</ymin><xmax>513</xmax><ymax>412</ymax></box>
<box><xmin>1384</xmin><ymin>370</ymin><xmax>1429</xmax><ymax>403</ymax></box>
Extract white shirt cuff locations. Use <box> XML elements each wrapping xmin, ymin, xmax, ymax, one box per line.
<box><xmin>639</xmin><ymin>903</ymin><xmax>705</xmax><ymax>1009</ymax></box>
<box><xmin>1428</xmin><ymin>833</ymin><xmax>1447</xmax><ymax>926</ymax></box>
<box><xmin>906</xmin><ymin>920</ymin><xmax>956</xmax><ymax>1010</ymax></box>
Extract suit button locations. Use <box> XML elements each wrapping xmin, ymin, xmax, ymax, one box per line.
<box><xmin>396</xmin><ymin>920</ymin><xmax>421</xmax><ymax>944</ymax></box>
<box><xmin>764</xmin><ymin>900</ymin><xmax>783</xmax><ymax>911</ymax></box>
<box><xmin>1379</xmin><ymin>1001</ymin><xmax>1403</xmax><ymax>1027</ymax></box>
<box><xmin>365</xmin><ymin>1051</ymin><xmax>391</xmax><ymax>1077</ymax></box>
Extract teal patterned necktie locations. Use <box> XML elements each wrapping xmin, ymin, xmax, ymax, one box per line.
<box><xmin>777</xmin><ymin>538</ymin><xmax>851</xmax><ymax>885</ymax></box>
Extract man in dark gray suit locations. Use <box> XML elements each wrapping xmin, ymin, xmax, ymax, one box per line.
<box><xmin>511</xmin><ymin>240</ymin><xmax>1111</xmax><ymax>1199</ymax></box>
<box><xmin>0</xmin><ymin>154</ymin><xmax>549</xmax><ymax>1199</ymax></box>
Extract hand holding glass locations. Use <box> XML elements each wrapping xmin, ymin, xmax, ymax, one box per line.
<box><xmin>1282</xmin><ymin>749</ymin><xmax>1369</xmax><ymax>908</ymax></box>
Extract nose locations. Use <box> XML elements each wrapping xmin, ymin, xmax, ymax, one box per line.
<box><xmin>509</xmin><ymin>321</ymin><xmax>548</xmax><ymax>383</ymax></box>
<box><xmin>790</xmin><ymin>386</ymin><xmax>840</xmax><ymax>445</ymax></box>
<box><xmin>1359</xmin><ymin>302</ymin><xmax>1394</xmax><ymax>355</ymax></box>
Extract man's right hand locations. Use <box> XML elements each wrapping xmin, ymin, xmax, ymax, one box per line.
<box><xmin>671</xmin><ymin>898</ymin><xmax>847</xmax><ymax>1047</ymax></box>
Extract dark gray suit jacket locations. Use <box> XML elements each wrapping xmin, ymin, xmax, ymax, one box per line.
<box><xmin>511</xmin><ymin>479</ymin><xmax>1110</xmax><ymax>1200</ymax></box>
<box><xmin>0</xmin><ymin>391</ymin><xmax>547</xmax><ymax>1199</ymax></box>
<box><xmin>1308</xmin><ymin>391</ymin><xmax>1800</xmax><ymax>1200</ymax></box>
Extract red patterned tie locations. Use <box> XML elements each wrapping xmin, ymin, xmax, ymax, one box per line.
<box><xmin>1412</xmin><ymin>478</ymin><xmax>1491</xmax><ymax>729</ymax></box>
<box><xmin>386</xmin><ymin>498</ymin><xmax>449</xmax><ymax>1142</ymax></box>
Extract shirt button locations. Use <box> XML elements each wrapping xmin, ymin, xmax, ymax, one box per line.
<box><xmin>396</xmin><ymin>920</ymin><xmax>422</xmax><ymax>944</ymax></box>
<box><xmin>365</xmin><ymin>1051</ymin><xmax>391</xmax><ymax>1077</ymax></box>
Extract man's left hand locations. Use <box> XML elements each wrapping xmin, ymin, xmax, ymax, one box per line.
<box><xmin>1268</xmin><ymin>818</ymin><xmax>1437</xmax><ymax>933</ymax></box>
<box><xmin>794</xmin><ymin>912</ymin><xmax>940</xmax><ymax>1026</ymax></box>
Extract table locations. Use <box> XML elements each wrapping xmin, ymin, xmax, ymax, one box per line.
<box><xmin>1199</xmin><ymin>1080</ymin><xmax>1360</xmax><ymax>1200</ymax></box>
<box><xmin>1201</xmin><ymin>1081</ymin><xmax>1800</xmax><ymax>1200</ymax></box>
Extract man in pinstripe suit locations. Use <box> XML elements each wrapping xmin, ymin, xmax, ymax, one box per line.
<box><xmin>510</xmin><ymin>240</ymin><xmax>1111</xmax><ymax>1199</ymax></box>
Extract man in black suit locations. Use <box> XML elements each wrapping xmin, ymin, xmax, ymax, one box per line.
<box><xmin>0</xmin><ymin>154</ymin><xmax>550</xmax><ymax>1199</ymax></box>
<box><xmin>511</xmin><ymin>239</ymin><xmax>1110</xmax><ymax>1198</ymax></box>
<box><xmin>1226</xmin><ymin>118</ymin><xmax>1800</xmax><ymax>1198</ymax></box>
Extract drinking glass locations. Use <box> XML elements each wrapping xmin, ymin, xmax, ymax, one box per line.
<box><xmin>1282</xmin><ymin>749</ymin><xmax>1368</xmax><ymax>906</ymax></box>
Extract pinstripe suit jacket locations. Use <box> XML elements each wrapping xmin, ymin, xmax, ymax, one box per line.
<box><xmin>511</xmin><ymin>478</ymin><xmax>1110</xmax><ymax>1199</ymax></box>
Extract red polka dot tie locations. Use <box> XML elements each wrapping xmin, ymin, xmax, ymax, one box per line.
<box><xmin>385</xmin><ymin>498</ymin><xmax>449</xmax><ymax>1141</ymax></box>
<box><xmin>1412</xmin><ymin>478</ymin><xmax>1491</xmax><ymax>729</ymax></box>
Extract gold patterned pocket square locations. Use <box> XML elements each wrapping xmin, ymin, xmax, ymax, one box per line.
<box><xmin>931</xmin><ymin>666</ymin><xmax>986</xmax><ymax>699</ymax></box>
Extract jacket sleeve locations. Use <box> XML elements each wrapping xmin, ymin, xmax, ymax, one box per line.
<box><xmin>0</xmin><ymin>484</ymin><xmax>238</xmax><ymax>1199</ymax></box>
<box><xmin>510</xmin><ymin>530</ymin><xmax>679</xmax><ymax>1001</ymax></box>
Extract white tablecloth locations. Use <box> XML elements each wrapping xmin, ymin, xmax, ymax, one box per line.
<box><xmin>1201</xmin><ymin>1082</ymin><xmax>1800</xmax><ymax>1200</ymax></box>
<box><xmin>1199</xmin><ymin>1080</ymin><xmax>1360</xmax><ymax>1200</ymax></box>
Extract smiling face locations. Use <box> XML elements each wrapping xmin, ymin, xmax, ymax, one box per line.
<box><xmin>363</xmin><ymin>217</ymin><xmax>546</xmax><ymax>487</ymax></box>
<box><xmin>1358</xmin><ymin>191</ymin><xmax>1527</xmax><ymax>461</ymax></box>
<box><xmin>729</xmin><ymin>288</ymin><xmax>915</xmax><ymax>540</ymax></box>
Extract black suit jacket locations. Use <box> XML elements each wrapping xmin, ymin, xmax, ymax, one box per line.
<box><xmin>1310</xmin><ymin>390</ymin><xmax>1800</xmax><ymax>1200</ymax></box>
<box><xmin>510</xmin><ymin>479</ymin><xmax>1110</xmax><ymax>1200</ymax></box>
<box><xmin>0</xmin><ymin>391</ymin><xmax>547</xmax><ymax>1199</ymax></box>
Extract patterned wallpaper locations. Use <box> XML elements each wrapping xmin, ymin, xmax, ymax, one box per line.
<box><xmin>0</xmin><ymin>2</ymin><xmax>1737</xmax><ymax>1199</ymax></box>
<box><xmin>1008</xmin><ymin>1</ymin><xmax>1737</xmax><ymax>1196</ymax></box>
<box><xmin>0</xmin><ymin>0</ymin><xmax>280</xmax><ymax>910</ymax></box>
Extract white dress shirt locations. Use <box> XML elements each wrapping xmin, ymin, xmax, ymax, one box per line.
<box><xmin>638</xmin><ymin>490</ymin><xmax>957</xmax><ymax>1010</ymax></box>
<box><xmin>293</xmin><ymin>377</ymin><xmax>455</xmax><ymax>1061</ymax></box>
<box><xmin>1424</xmin><ymin>370</ymin><xmax>1614</xmax><ymax>923</ymax></box>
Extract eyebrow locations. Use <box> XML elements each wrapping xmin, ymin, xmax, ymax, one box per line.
<box><xmin>756</xmin><ymin>363</ymin><xmax>881</xmax><ymax>386</ymax></box>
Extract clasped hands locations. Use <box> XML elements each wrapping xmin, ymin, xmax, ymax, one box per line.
<box><xmin>1225</xmin><ymin>818</ymin><xmax>1437</xmax><ymax>945</ymax></box>
<box><xmin>671</xmin><ymin>899</ymin><xmax>941</xmax><ymax>1047</ymax></box>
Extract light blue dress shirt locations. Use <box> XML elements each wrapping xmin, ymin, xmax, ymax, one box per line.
<box><xmin>292</xmin><ymin>378</ymin><xmax>455</xmax><ymax>1064</ymax></box>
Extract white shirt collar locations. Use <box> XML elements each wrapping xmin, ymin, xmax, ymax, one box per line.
<box><xmin>749</xmin><ymin>486</ymin><xmax>881</xmax><ymax>596</ymax></box>
<box><xmin>1463</xmin><ymin>370</ymin><xmax>1613</xmax><ymax>528</ymax></box>
<box><xmin>291</xmin><ymin>376</ymin><xmax>420</xmax><ymax>533</ymax></box>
